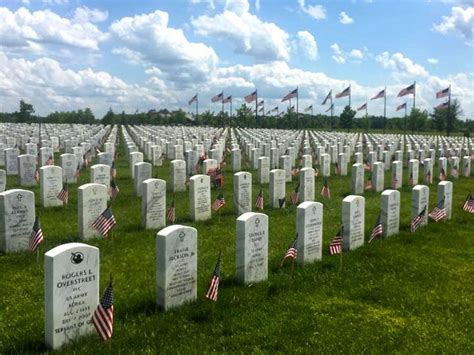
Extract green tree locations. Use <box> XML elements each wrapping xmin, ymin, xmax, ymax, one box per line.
<box><xmin>17</xmin><ymin>99</ymin><xmax>35</xmax><ymax>122</ymax></box>
<box><xmin>446</xmin><ymin>99</ymin><xmax>462</xmax><ymax>136</ymax></box>
<box><xmin>339</xmin><ymin>105</ymin><xmax>356</xmax><ymax>132</ymax></box>
<box><xmin>408</xmin><ymin>108</ymin><xmax>428</xmax><ymax>133</ymax></box>
<box><xmin>102</xmin><ymin>107</ymin><xmax>115</xmax><ymax>125</ymax></box>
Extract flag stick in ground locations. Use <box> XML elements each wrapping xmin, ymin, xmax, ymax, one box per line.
<box><xmin>205</xmin><ymin>252</ymin><xmax>221</xmax><ymax>302</ymax></box>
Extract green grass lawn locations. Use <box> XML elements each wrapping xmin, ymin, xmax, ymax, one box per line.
<box><xmin>1</xmin><ymin>132</ymin><xmax>473</xmax><ymax>353</ymax></box>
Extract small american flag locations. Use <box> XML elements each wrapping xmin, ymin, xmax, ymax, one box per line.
<box><xmin>212</xmin><ymin>193</ymin><xmax>225</xmax><ymax>211</ymax></box>
<box><xmin>46</xmin><ymin>155</ymin><xmax>53</xmax><ymax>165</ymax></box>
<box><xmin>255</xmin><ymin>189</ymin><xmax>264</xmax><ymax>210</ymax></box>
<box><xmin>320</xmin><ymin>178</ymin><xmax>331</xmax><ymax>198</ymax></box>
<box><xmin>314</xmin><ymin>168</ymin><xmax>319</xmax><ymax>177</ymax></box>
<box><xmin>463</xmin><ymin>194</ymin><xmax>474</xmax><ymax>213</ymax></box>
<box><xmin>291</xmin><ymin>167</ymin><xmax>300</xmax><ymax>177</ymax></box>
<box><xmin>205</xmin><ymin>254</ymin><xmax>221</xmax><ymax>302</ymax></box>
<box><xmin>95</xmin><ymin>147</ymin><xmax>102</xmax><ymax>155</ymax></box>
<box><xmin>75</xmin><ymin>167</ymin><xmax>80</xmax><ymax>179</ymax></box>
<box><xmin>91</xmin><ymin>207</ymin><xmax>117</xmax><ymax>237</ymax></box>
<box><xmin>109</xmin><ymin>179</ymin><xmax>119</xmax><ymax>199</ymax></box>
<box><xmin>34</xmin><ymin>170</ymin><xmax>40</xmax><ymax>183</ymax></box>
<box><xmin>167</xmin><ymin>198</ymin><xmax>176</xmax><ymax>224</ymax></box>
<box><xmin>411</xmin><ymin>206</ymin><xmax>426</xmax><ymax>233</ymax></box>
<box><xmin>290</xmin><ymin>183</ymin><xmax>299</xmax><ymax>205</ymax></box>
<box><xmin>408</xmin><ymin>171</ymin><xmax>414</xmax><ymax>186</ymax></box>
<box><xmin>363</xmin><ymin>160</ymin><xmax>371</xmax><ymax>171</ymax></box>
<box><xmin>281</xmin><ymin>236</ymin><xmax>298</xmax><ymax>266</ymax></box>
<box><xmin>452</xmin><ymin>167</ymin><xmax>458</xmax><ymax>178</ymax></box>
<box><xmin>429</xmin><ymin>198</ymin><xmax>447</xmax><ymax>222</ymax></box>
<box><xmin>439</xmin><ymin>168</ymin><xmax>446</xmax><ymax>181</ymax></box>
<box><xmin>92</xmin><ymin>281</ymin><xmax>113</xmax><ymax>341</ymax></box>
<box><xmin>29</xmin><ymin>216</ymin><xmax>44</xmax><ymax>252</ymax></box>
<box><xmin>329</xmin><ymin>228</ymin><xmax>343</xmax><ymax>255</ymax></box>
<box><xmin>82</xmin><ymin>154</ymin><xmax>89</xmax><ymax>169</ymax></box>
<box><xmin>335</xmin><ymin>162</ymin><xmax>341</xmax><ymax>175</ymax></box>
<box><xmin>57</xmin><ymin>183</ymin><xmax>69</xmax><ymax>204</ymax></box>
<box><xmin>425</xmin><ymin>169</ymin><xmax>432</xmax><ymax>184</ymax></box>
<box><xmin>368</xmin><ymin>214</ymin><xmax>383</xmax><ymax>243</ymax></box>
<box><xmin>392</xmin><ymin>173</ymin><xmax>398</xmax><ymax>189</ymax></box>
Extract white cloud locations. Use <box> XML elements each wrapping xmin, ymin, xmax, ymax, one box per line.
<box><xmin>427</xmin><ymin>58</ymin><xmax>439</xmax><ymax>64</ymax></box>
<box><xmin>375</xmin><ymin>51</ymin><xmax>429</xmax><ymax>77</ymax></box>
<box><xmin>297</xmin><ymin>31</ymin><xmax>318</xmax><ymax>60</ymax></box>
<box><xmin>255</xmin><ymin>0</ymin><xmax>260</xmax><ymax>11</ymax></box>
<box><xmin>190</xmin><ymin>0</ymin><xmax>215</xmax><ymax>8</ymax></box>
<box><xmin>331</xmin><ymin>43</ymin><xmax>345</xmax><ymax>64</ymax></box>
<box><xmin>191</xmin><ymin>0</ymin><xmax>290</xmax><ymax>61</ymax></box>
<box><xmin>0</xmin><ymin>7</ymin><xmax>107</xmax><ymax>52</ymax></box>
<box><xmin>73</xmin><ymin>7</ymin><xmax>108</xmax><ymax>23</ymax></box>
<box><xmin>350</xmin><ymin>49</ymin><xmax>363</xmax><ymax>59</ymax></box>
<box><xmin>0</xmin><ymin>52</ymin><xmax>161</xmax><ymax>117</ymax></box>
<box><xmin>298</xmin><ymin>0</ymin><xmax>326</xmax><ymax>20</ymax></box>
<box><xmin>110</xmin><ymin>10</ymin><xmax>218</xmax><ymax>84</ymax></box>
<box><xmin>433</xmin><ymin>6</ymin><xmax>474</xmax><ymax>44</ymax></box>
<box><xmin>339</xmin><ymin>11</ymin><xmax>354</xmax><ymax>24</ymax></box>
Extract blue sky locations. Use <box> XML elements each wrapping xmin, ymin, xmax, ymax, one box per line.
<box><xmin>0</xmin><ymin>0</ymin><xmax>473</xmax><ymax>118</ymax></box>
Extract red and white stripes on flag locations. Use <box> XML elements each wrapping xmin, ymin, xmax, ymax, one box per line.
<box><xmin>167</xmin><ymin>199</ymin><xmax>176</xmax><ymax>224</ymax></box>
<box><xmin>244</xmin><ymin>90</ymin><xmax>257</xmax><ymax>103</ymax></box>
<box><xmin>411</xmin><ymin>206</ymin><xmax>426</xmax><ymax>233</ymax></box>
<box><xmin>281</xmin><ymin>88</ymin><xmax>298</xmax><ymax>102</ymax></box>
<box><xmin>357</xmin><ymin>103</ymin><xmax>367</xmax><ymax>111</ymax></box>
<box><xmin>329</xmin><ymin>228</ymin><xmax>343</xmax><ymax>255</ymax></box>
<box><xmin>290</xmin><ymin>184</ymin><xmax>299</xmax><ymax>205</ymax></box>
<box><xmin>368</xmin><ymin>214</ymin><xmax>383</xmax><ymax>243</ymax></box>
<box><xmin>463</xmin><ymin>194</ymin><xmax>474</xmax><ymax>213</ymax></box>
<box><xmin>92</xmin><ymin>281</ymin><xmax>113</xmax><ymax>341</ymax></box>
<box><xmin>205</xmin><ymin>254</ymin><xmax>221</xmax><ymax>302</ymax></box>
<box><xmin>435</xmin><ymin>101</ymin><xmax>449</xmax><ymax>110</ymax></box>
<box><xmin>281</xmin><ymin>237</ymin><xmax>298</xmax><ymax>266</ymax></box>
<box><xmin>398</xmin><ymin>83</ymin><xmax>415</xmax><ymax>97</ymax></box>
<box><xmin>304</xmin><ymin>105</ymin><xmax>313</xmax><ymax>112</ymax></box>
<box><xmin>29</xmin><ymin>216</ymin><xmax>44</xmax><ymax>252</ymax></box>
<box><xmin>212</xmin><ymin>193</ymin><xmax>226</xmax><ymax>211</ymax></box>
<box><xmin>255</xmin><ymin>189</ymin><xmax>264</xmax><ymax>210</ymax></box>
<box><xmin>335</xmin><ymin>86</ymin><xmax>350</xmax><ymax>99</ymax></box>
<box><xmin>371</xmin><ymin>89</ymin><xmax>385</xmax><ymax>100</ymax></box>
<box><xmin>57</xmin><ymin>183</ymin><xmax>69</xmax><ymax>204</ymax></box>
<box><xmin>211</xmin><ymin>92</ymin><xmax>224</xmax><ymax>103</ymax></box>
<box><xmin>429</xmin><ymin>199</ymin><xmax>447</xmax><ymax>222</ymax></box>
<box><xmin>91</xmin><ymin>207</ymin><xmax>117</xmax><ymax>237</ymax></box>
<box><xmin>436</xmin><ymin>87</ymin><xmax>450</xmax><ymax>99</ymax></box>
<box><xmin>109</xmin><ymin>179</ymin><xmax>119</xmax><ymax>199</ymax></box>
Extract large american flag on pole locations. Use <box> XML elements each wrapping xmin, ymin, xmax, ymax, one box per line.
<box><xmin>211</xmin><ymin>92</ymin><xmax>224</xmax><ymax>103</ymax></box>
<box><xmin>436</xmin><ymin>87</ymin><xmax>450</xmax><ymax>99</ymax></box>
<box><xmin>335</xmin><ymin>86</ymin><xmax>350</xmax><ymax>99</ymax></box>
<box><xmin>321</xmin><ymin>90</ymin><xmax>332</xmax><ymax>105</ymax></box>
<box><xmin>398</xmin><ymin>82</ymin><xmax>415</xmax><ymax>97</ymax></box>
<box><xmin>435</xmin><ymin>101</ymin><xmax>449</xmax><ymax>110</ymax></box>
<box><xmin>91</xmin><ymin>207</ymin><xmax>117</xmax><ymax>237</ymax></box>
<box><xmin>429</xmin><ymin>198</ymin><xmax>447</xmax><ymax>222</ymax></box>
<box><xmin>304</xmin><ymin>104</ymin><xmax>313</xmax><ymax>112</ymax></box>
<box><xmin>396</xmin><ymin>102</ymin><xmax>407</xmax><ymax>111</ymax></box>
<box><xmin>29</xmin><ymin>216</ymin><xmax>44</xmax><ymax>252</ymax></box>
<box><xmin>281</xmin><ymin>88</ymin><xmax>298</xmax><ymax>102</ymax></box>
<box><xmin>244</xmin><ymin>90</ymin><xmax>257</xmax><ymax>103</ymax></box>
<box><xmin>188</xmin><ymin>93</ymin><xmax>198</xmax><ymax>105</ymax></box>
<box><xmin>205</xmin><ymin>254</ymin><xmax>221</xmax><ymax>302</ymax></box>
<box><xmin>223</xmin><ymin>95</ymin><xmax>232</xmax><ymax>104</ymax></box>
<box><xmin>357</xmin><ymin>103</ymin><xmax>367</xmax><ymax>111</ymax></box>
<box><xmin>371</xmin><ymin>89</ymin><xmax>385</xmax><ymax>100</ymax></box>
<box><xmin>92</xmin><ymin>281</ymin><xmax>113</xmax><ymax>341</ymax></box>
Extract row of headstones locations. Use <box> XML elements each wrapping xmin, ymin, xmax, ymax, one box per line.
<box><xmin>41</xmin><ymin>179</ymin><xmax>453</xmax><ymax>349</ymax></box>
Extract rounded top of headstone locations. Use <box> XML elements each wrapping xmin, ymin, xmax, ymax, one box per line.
<box><xmin>413</xmin><ymin>184</ymin><xmax>429</xmax><ymax>191</ymax></box>
<box><xmin>342</xmin><ymin>195</ymin><xmax>365</xmax><ymax>203</ymax></box>
<box><xmin>77</xmin><ymin>183</ymin><xmax>108</xmax><ymax>192</ymax></box>
<box><xmin>381</xmin><ymin>189</ymin><xmax>400</xmax><ymax>197</ymax></box>
<box><xmin>44</xmin><ymin>242</ymin><xmax>98</xmax><ymax>258</ymax></box>
<box><xmin>237</xmin><ymin>211</ymin><xmax>268</xmax><ymax>223</ymax></box>
<box><xmin>156</xmin><ymin>224</ymin><xmax>197</xmax><ymax>238</ymax></box>
<box><xmin>438</xmin><ymin>181</ymin><xmax>453</xmax><ymax>187</ymax></box>
<box><xmin>0</xmin><ymin>188</ymin><xmax>34</xmax><ymax>198</ymax></box>
<box><xmin>297</xmin><ymin>201</ymin><xmax>322</xmax><ymax>210</ymax></box>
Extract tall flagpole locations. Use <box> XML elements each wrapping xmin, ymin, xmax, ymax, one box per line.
<box><xmin>255</xmin><ymin>90</ymin><xmax>258</xmax><ymax>120</ymax></box>
<box><xmin>330</xmin><ymin>95</ymin><xmax>334</xmax><ymax>128</ymax></box>
<box><xmin>311</xmin><ymin>106</ymin><xmax>314</xmax><ymax>116</ymax></box>
<box><xmin>221</xmin><ymin>91</ymin><xmax>224</xmax><ymax>115</ymax></box>
<box><xmin>383</xmin><ymin>86</ymin><xmax>386</xmax><ymax>134</ymax></box>
<box><xmin>230</xmin><ymin>97</ymin><xmax>233</xmax><ymax>117</ymax></box>
<box><xmin>196</xmin><ymin>94</ymin><xmax>199</xmax><ymax>119</ymax></box>
<box><xmin>404</xmin><ymin>104</ymin><xmax>407</xmax><ymax>136</ymax></box>
<box><xmin>447</xmin><ymin>84</ymin><xmax>451</xmax><ymax>136</ymax></box>
<box><xmin>413</xmin><ymin>81</ymin><xmax>416</xmax><ymax>109</ymax></box>
<box><xmin>349</xmin><ymin>84</ymin><xmax>351</xmax><ymax>108</ymax></box>
<box><xmin>296</xmin><ymin>87</ymin><xmax>299</xmax><ymax>116</ymax></box>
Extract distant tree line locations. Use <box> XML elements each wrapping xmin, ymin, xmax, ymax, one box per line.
<box><xmin>1</xmin><ymin>99</ymin><xmax>473</xmax><ymax>136</ymax></box>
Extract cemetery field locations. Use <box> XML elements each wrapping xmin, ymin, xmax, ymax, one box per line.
<box><xmin>1</xmin><ymin>137</ymin><xmax>474</xmax><ymax>353</ymax></box>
